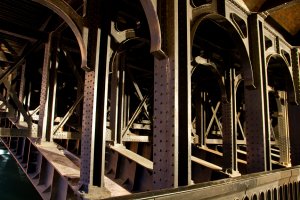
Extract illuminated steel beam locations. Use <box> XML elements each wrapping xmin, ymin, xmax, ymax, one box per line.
<box><xmin>38</xmin><ymin>34</ymin><xmax>58</xmax><ymax>141</ymax></box>
<box><xmin>246</xmin><ymin>14</ymin><xmax>272</xmax><ymax>172</ymax></box>
<box><xmin>79</xmin><ymin>0</ymin><xmax>111</xmax><ymax>197</ymax></box>
<box><xmin>222</xmin><ymin>68</ymin><xmax>240</xmax><ymax>176</ymax></box>
<box><xmin>52</xmin><ymin>95</ymin><xmax>83</xmax><ymax>135</ymax></box>
<box><xmin>177</xmin><ymin>0</ymin><xmax>192</xmax><ymax>186</ymax></box>
<box><xmin>52</xmin><ymin>131</ymin><xmax>81</xmax><ymax>140</ymax></box>
<box><xmin>289</xmin><ymin>48</ymin><xmax>300</xmax><ymax>165</ymax></box>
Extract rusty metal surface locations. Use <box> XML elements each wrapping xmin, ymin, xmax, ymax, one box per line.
<box><xmin>0</xmin><ymin>0</ymin><xmax>299</xmax><ymax>199</ymax></box>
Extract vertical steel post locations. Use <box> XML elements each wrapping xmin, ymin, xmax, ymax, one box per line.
<box><xmin>178</xmin><ymin>0</ymin><xmax>192</xmax><ymax>186</ymax></box>
<box><xmin>18</xmin><ymin>63</ymin><xmax>26</xmax><ymax>122</ymax></box>
<box><xmin>38</xmin><ymin>33</ymin><xmax>58</xmax><ymax>141</ymax></box>
<box><xmin>110</xmin><ymin>53</ymin><xmax>120</xmax><ymax>144</ymax></box>
<box><xmin>46</xmin><ymin>37</ymin><xmax>58</xmax><ymax>142</ymax></box>
<box><xmin>289</xmin><ymin>48</ymin><xmax>300</xmax><ymax>166</ymax></box>
<box><xmin>37</xmin><ymin>38</ymin><xmax>49</xmax><ymax>138</ymax></box>
<box><xmin>153</xmin><ymin>0</ymin><xmax>179</xmax><ymax>189</ymax></box>
<box><xmin>195</xmin><ymin>91</ymin><xmax>206</xmax><ymax>146</ymax></box>
<box><xmin>246</xmin><ymin>14</ymin><xmax>271</xmax><ymax>172</ymax></box>
<box><xmin>119</xmin><ymin>62</ymin><xmax>126</xmax><ymax>143</ymax></box>
<box><xmin>19</xmin><ymin>63</ymin><xmax>26</xmax><ymax>104</ymax></box>
<box><xmin>292</xmin><ymin>48</ymin><xmax>300</xmax><ymax>103</ymax></box>
<box><xmin>222</xmin><ymin>68</ymin><xmax>239</xmax><ymax>175</ymax></box>
<box><xmin>110</xmin><ymin>53</ymin><xmax>125</xmax><ymax>144</ymax></box>
<box><xmin>25</xmin><ymin>82</ymin><xmax>32</xmax><ymax>112</ymax></box>
<box><xmin>79</xmin><ymin>0</ymin><xmax>111</xmax><ymax>197</ymax></box>
<box><xmin>277</xmin><ymin>92</ymin><xmax>290</xmax><ymax>165</ymax></box>
<box><xmin>80</xmin><ymin>30</ymin><xmax>111</xmax><ymax>196</ymax></box>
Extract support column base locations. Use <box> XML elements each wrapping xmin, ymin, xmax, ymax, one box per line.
<box><xmin>78</xmin><ymin>185</ymin><xmax>111</xmax><ymax>199</ymax></box>
<box><xmin>223</xmin><ymin>169</ymin><xmax>241</xmax><ymax>177</ymax></box>
<box><xmin>280</xmin><ymin>162</ymin><xmax>291</xmax><ymax>167</ymax></box>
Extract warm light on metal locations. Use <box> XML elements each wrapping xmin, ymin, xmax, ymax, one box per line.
<box><xmin>0</xmin><ymin>51</ymin><xmax>8</xmax><ymax>62</ymax></box>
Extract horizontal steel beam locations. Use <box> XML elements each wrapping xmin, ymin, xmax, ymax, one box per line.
<box><xmin>107</xmin><ymin>166</ymin><xmax>300</xmax><ymax>200</ymax></box>
<box><xmin>109</xmin><ymin>144</ymin><xmax>153</xmax><ymax>170</ymax></box>
<box><xmin>0</xmin><ymin>128</ymin><xmax>35</xmax><ymax>137</ymax></box>
<box><xmin>0</xmin><ymin>20</ymin><xmax>48</xmax><ymax>42</ymax></box>
<box><xmin>52</xmin><ymin>131</ymin><xmax>81</xmax><ymax>140</ymax></box>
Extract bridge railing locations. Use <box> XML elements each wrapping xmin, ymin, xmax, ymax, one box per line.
<box><xmin>108</xmin><ymin>166</ymin><xmax>300</xmax><ymax>200</ymax></box>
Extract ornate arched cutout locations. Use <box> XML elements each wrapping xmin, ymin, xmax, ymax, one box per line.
<box><xmin>33</xmin><ymin>0</ymin><xmax>87</xmax><ymax>69</ymax></box>
<box><xmin>192</xmin><ymin>62</ymin><xmax>227</xmax><ymax>102</ymax></box>
<box><xmin>191</xmin><ymin>13</ymin><xmax>255</xmax><ymax>89</ymax></box>
<box><xmin>110</xmin><ymin>37</ymin><xmax>151</xmax><ymax>72</ymax></box>
<box><xmin>266</xmin><ymin>53</ymin><xmax>297</xmax><ymax>104</ymax></box>
<box><xmin>109</xmin><ymin>37</ymin><xmax>153</xmax><ymax>144</ymax></box>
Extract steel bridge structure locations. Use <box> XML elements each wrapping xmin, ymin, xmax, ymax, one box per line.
<box><xmin>0</xmin><ymin>0</ymin><xmax>300</xmax><ymax>199</ymax></box>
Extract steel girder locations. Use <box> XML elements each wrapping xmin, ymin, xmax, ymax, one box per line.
<box><xmin>79</xmin><ymin>2</ymin><xmax>110</xmax><ymax>195</ymax></box>
<box><xmin>246</xmin><ymin>14</ymin><xmax>272</xmax><ymax>172</ymax></box>
<box><xmin>0</xmin><ymin>0</ymin><xmax>299</xmax><ymax>199</ymax></box>
<box><xmin>38</xmin><ymin>33</ymin><xmax>58</xmax><ymax>142</ymax></box>
<box><xmin>290</xmin><ymin>48</ymin><xmax>300</xmax><ymax>166</ymax></box>
<box><xmin>152</xmin><ymin>1</ymin><xmax>179</xmax><ymax>189</ymax></box>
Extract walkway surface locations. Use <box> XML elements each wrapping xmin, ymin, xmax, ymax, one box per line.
<box><xmin>36</xmin><ymin>141</ymin><xmax>131</xmax><ymax>197</ymax></box>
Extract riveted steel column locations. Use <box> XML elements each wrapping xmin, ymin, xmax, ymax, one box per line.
<box><xmin>46</xmin><ymin>36</ymin><xmax>58</xmax><ymax>142</ymax></box>
<box><xmin>18</xmin><ymin>63</ymin><xmax>26</xmax><ymax>122</ymax></box>
<box><xmin>246</xmin><ymin>14</ymin><xmax>271</xmax><ymax>172</ymax></box>
<box><xmin>292</xmin><ymin>48</ymin><xmax>300</xmax><ymax>103</ymax></box>
<box><xmin>195</xmin><ymin>91</ymin><xmax>206</xmax><ymax>146</ymax></box>
<box><xmin>153</xmin><ymin>0</ymin><xmax>178</xmax><ymax>189</ymax></box>
<box><xmin>277</xmin><ymin>92</ymin><xmax>290</xmax><ymax>165</ymax></box>
<box><xmin>178</xmin><ymin>0</ymin><xmax>191</xmax><ymax>186</ymax></box>
<box><xmin>110</xmin><ymin>53</ymin><xmax>125</xmax><ymax>144</ymax></box>
<box><xmin>222</xmin><ymin>68</ymin><xmax>239</xmax><ymax>174</ymax></box>
<box><xmin>38</xmin><ymin>33</ymin><xmax>58</xmax><ymax>142</ymax></box>
<box><xmin>110</xmin><ymin>53</ymin><xmax>119</xmax><ymax>144</ymax></box>
<box><xmin>38</xmin><ymin>39</ymin><xmax>50</xmax><ymax>139</ymax></box>
<box><xmin>79</xmin><ymin>0</ymin><xmax>111</xmax><ymax>195</ymax></box>
<box><xmin>18</xmin><ymin>63</ymin><xmax>26</xmax><ymax>104</ymax></box>
<box><xmin>289</xmin><ymin>48</ymin><xmax>300</xmax><ymax>166</ymax></box>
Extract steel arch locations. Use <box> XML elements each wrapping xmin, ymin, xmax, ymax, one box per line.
<box><xmin>191</xmin><ymin>13</ymin><xmax>255</xmax><ymax>89</ymax></box>
<box><xmin>32</xmin><ymin>0</ymin><xmax>87</xmax><ymax>69</ymax></box>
